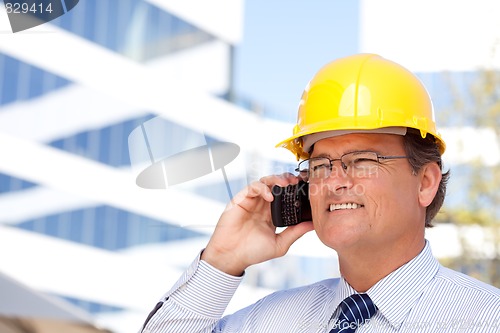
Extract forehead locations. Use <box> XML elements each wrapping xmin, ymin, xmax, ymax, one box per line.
<box><xmin>310</xmin><ymin>133</ymin><xmax>405</xmax><ymax>156</ymax></box>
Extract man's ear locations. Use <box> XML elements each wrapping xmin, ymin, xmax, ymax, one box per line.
<box><xmin>418</xmin><ymin>162</ymin><xmax>442</xmax><ymax>207</ymax></box>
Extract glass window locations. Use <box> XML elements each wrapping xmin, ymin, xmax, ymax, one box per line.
<box><xmin>16</xmin><ymin>205</ymin><xmax>204</xmax><ymax>250</ymax></box>
<box><xmin>51</xmin><ymin>0</ymin><xmax>216</xmax><ymax>62</ymax></box>
<box><xmin>0</xmin><ymin>54</ymin><xmax>71</xmax><ymax>107</ymax></box>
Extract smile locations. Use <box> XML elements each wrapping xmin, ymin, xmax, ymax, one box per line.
<box><xmin>329</xmin><ymin>203</ymin><xmax>364</xmax><ymax>212</ymax></box>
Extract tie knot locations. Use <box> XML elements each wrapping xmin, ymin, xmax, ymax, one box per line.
<box><xmin>331</xmin><ymin>294</ymin><xmax>377</xmax><ymax>332</ymax></box>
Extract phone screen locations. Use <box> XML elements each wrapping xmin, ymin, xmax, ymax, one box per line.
<box><xmin>271</xmin><ymin>180</ymin><xmax>312</xmax><ymax>227</ymax></box>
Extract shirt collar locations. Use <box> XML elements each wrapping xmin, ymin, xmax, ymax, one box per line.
<box><xmin>327</xmin><ymin>278</ymin><xmax>356</xmax><ymax>324</ymax></box>
<box><xmin>368</xmin><ymin>240</ymin><xmax>440</xmax><ymax>328</ymax></box>
<box><xmin>331</xmin><ymin>277</ymin><xmax>356</xmax><ymax>316</ymax></box>
<box><xmin>332</xmin><ymin>241</ymin><xmax>440</xmax><ymax>329</ymax></box>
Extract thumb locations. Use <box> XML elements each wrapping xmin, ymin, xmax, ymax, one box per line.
<box><xmin>275</xmin><ymin>221</ymin><xmax>314</xmax><ymax>256</ymax></box>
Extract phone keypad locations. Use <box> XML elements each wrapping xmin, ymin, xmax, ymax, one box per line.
<box><xmin>281</xmin><ymin>184</ymin><xmax>301</xmax><ymax>226</ymax></box>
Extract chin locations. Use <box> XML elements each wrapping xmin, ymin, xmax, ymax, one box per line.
<box><xmin>315</xmin><ymin>227</ymin><xmax>360</xmax><ymax>251</ymax></box>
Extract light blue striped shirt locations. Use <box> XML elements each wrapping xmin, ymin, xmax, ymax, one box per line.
<box><xmin>141</xmin><ymin>241</ymin><xmax>500</xmax><ymax>332</ymax></box>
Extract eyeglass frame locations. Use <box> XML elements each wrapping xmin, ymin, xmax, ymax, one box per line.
<box><xmin>295</xmin><ymin>150</ymin><xmax>409</xmax><ymax>180</ymax></box>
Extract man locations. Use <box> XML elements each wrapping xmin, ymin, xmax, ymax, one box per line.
<box><xmin>140</xmin><ymin>54</ymin><xmax>500</xmax><ymax>332</ymax></box>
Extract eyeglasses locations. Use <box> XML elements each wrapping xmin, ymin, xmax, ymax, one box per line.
<box><xmin>295</xmin><ymin>151</ymin><xmax>408</xmax><ymax>180</ymax></box>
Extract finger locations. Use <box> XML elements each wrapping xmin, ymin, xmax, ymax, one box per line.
<box><xmin>229</xmin><ymin>181</ymin><xmax>273</xmax><ymax>209</ymax></box>
<box><xmin>260</xmin><ymin>173</ymin><xmax>299</xmax><ymax>188</ymax></box>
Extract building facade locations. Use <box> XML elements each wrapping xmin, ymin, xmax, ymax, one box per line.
<box><xmin>1</xmin><ymin>1</ymin><xmax>499</xmax><ymax>332</ymax></box>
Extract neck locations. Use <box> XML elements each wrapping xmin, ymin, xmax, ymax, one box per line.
<box><xmin>338</xmin><ymin>237</ymin><xmax>425</xmax><ymax>292</ymax></box>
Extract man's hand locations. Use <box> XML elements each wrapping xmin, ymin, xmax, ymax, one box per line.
<box><xmin>201</xmin><ymin>173</ymin><xmax>314</xmax><ymax>276</ymax></box>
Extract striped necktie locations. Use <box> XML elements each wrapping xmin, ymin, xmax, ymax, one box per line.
<box><xmin>329</xmin><ymin>293</ymin><xmax>377</xmax><ymax>333</ymax></box>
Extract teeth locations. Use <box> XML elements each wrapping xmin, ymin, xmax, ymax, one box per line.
<box><xmin>329</xmin><ymin>203</ymin><xmax>362</xmax><ymax>211</ymax></box>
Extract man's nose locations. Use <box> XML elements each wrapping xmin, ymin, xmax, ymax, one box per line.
<box><xmin>325</xmin><ymin>162</ymin><xmax>354</xmax><ymax>194</ymax></box>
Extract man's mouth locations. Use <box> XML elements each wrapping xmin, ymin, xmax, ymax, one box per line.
<box><xmin>329</xmin><ymin>203</ymin><xmax>364</xmax><ymax>212</ymax></box>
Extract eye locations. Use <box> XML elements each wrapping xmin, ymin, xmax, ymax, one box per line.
<box><xmin>345</xmin><ymin>153</ymin><xmax>380</xmax><ymax>177</ymax></box>
<box><xmin>311</xmin><ymin>164</ymin><xmax>330</xmax><ymax>178</ymax></box>
<box><xmin>352</xmin><ymin>157</ymin><xmax>377</xmax><ymax>165</ymax></box>
<box><xmin>312</xmin><ymin>163</ymin><xmax>329</xmax><ymax>171</ymax></box>
<box><xmin>309</xmin><ymin>159</ymin><xmax>331</xmax><ymax>178</ymax></box>
<box><xmin>344</xmin><ymin>152</ymin><xmax>378</xmax><ymax>170</ymax></box>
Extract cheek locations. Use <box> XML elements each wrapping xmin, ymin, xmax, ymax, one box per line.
<box><xmin>310</xmin><ymin>194</ymin><xmax>324</xmax><ymax>221</ymax></box>
<box><xmin>308</xmin><ymin>185</ymin><xmax>329</xmax><ymax>232</ymax></box>
<box><xmin>366</xmin><ymin>175</ymin><xmax>419</xmax><ymax>219</ymax></box>
<box><xmin>308</xmin><ymin>182</ymin><xmax>325</xmax><ymax>209</ymax></box>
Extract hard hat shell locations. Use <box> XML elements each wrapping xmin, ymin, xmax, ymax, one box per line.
<box><xmin>276</xmin><ymin>54</ymin><xmax>446</xmax><ymax>160</ymax></box>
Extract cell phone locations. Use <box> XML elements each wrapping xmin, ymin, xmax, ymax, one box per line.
<box><xmin>271</xmin><ymin>180</ymin><xmax>312</xmax><ymax>227</ymax></box>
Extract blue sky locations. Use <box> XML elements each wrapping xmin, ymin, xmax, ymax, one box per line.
<box><xmin>234</xmin><ymin>0</ymin><xmax>359</xmax><ymax>122</ymax></box>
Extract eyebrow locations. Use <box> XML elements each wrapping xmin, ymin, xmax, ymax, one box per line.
<box><xmin>313</xmin><ymin>152</ymin><xmax>333</xmax><ymax>159</ymax></box>
<box><xmin>312</xmin><ymin>149</ymin><xmax>383</xmax><ymax>159</ymax></box>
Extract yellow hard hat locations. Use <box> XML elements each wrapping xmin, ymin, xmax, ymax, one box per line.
<box><xmin>276</xmin><ymin>54</ymin><xmax>446</xmax><ymax>160</ymax></box>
